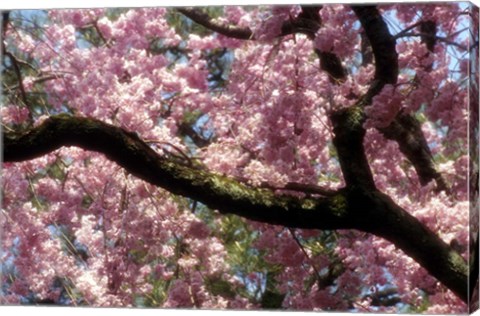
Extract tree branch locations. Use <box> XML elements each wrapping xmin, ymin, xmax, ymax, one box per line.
<box><xmin>327</xmin><ymin>103</ymin><xmax>467</xmax><ymax>300</ymax></box>
<box><xmin>4</xmin><ymin>52</ymin><xmax>30</xmax><ymax>107</ymax></box>
<box><xmin>330</xmin><ymin>106</ymin><xmax>376</xmax><ymax>190</ymax></box>
<box><xmin>3</xmin><ymin>114</ymin><xmax>350</xmax><ymax>230</ymax></box>
<box><xmin>3</xmin><ymin>114</ymin><xmax>469</xmax><ymax>302</ymax></box>
<box><xmin>297</xmin><ymin>5</ymin><xmax>347</xmax><ymax>83</ymax></box>
<box><xmin>351</xmin><ymin>5</ymin><xmax>398</xmax><ymax>102</ymax></box>
<box><xmin>352</xmin><ymin>5</ymin><xmax>446</xmax><ymax>189</ymax></box>
<box><xmin>176</xmin><ymin>7</ymin><xmax>319</xmax><ymax>40</ymax></box>
<box><xmin>378</xmin><ymin>112</ymin><xmax>447</xmax><ymax>190</ymax></box>
<box><xmin>177</xmin><ymin>6</ymin><xmax>347</xmax><ymax>83</ymax></box>
<box><xmin>395</xmin><ymin>31</ymin><xmax>468</xmax><ymax>51</ymax></box>
<box><xmin>1</xmin><ymin>10</ymin><xmax>10</xmax><ymax>52</ymax></box>
<box><xmin>177</xmin><ymin>8</ymin><xmax>253</xmax><ymax>40</ymax></box>
<box><xmin>365</xmin><ymin>190</ymin><xmax>469</xmax><ymax>303</ymax></box>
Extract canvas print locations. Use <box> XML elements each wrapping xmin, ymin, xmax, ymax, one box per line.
<box><xmin>1</xmin><ymin>2</ymin><xmax>479</xmax><ymax>314</ymax></box>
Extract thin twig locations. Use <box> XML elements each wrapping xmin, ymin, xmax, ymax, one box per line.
<box><xmin>393</xmin><ymin>21</ymin><xmax>423</xmax><ymax>39</ymax></box>
<box><xmin>73</xmin><ymin>175</ymin><xmax>95</xmax><ymax>201</ymax></box>
<box><xmin>394</xmin><ymin>32</ymin><xmax>468</xmax><ymax>50</ymax></box>
<box><xmin>145</xmin><ymin>140</ymin><xmax>194</xmax><ymax>166</ymax></box>
<box><xmin>288</xmin><ymin>228</ymin><xmax>323</xmax><ymax>282</ymax></box>
<box><xmin>4</xmin><ymin>51</ymin><xmax>33</xmax><ymax>122</ymax></box>
<box><xmin>92</xmin><ymin>20</ymin><xmax>112</xmax><ymax>48</ymax></box>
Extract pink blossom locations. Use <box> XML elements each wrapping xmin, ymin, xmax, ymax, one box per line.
<box><xmin>175</xmin><ymin>65</ymin><xmax>208</xmax><ymax>90</ymax></box>
<box><xmin>187</xmin><ymin>220</ymin><xmax>211</xmax><ymax>239</ymax></box>
<box><xmin>364</xmin><ymin>84</ymin><xmax>403</xmax><ymax>128</ymax></box>
<box><xmin>1</xmin><ymin>105</ymin><xmax>30</xmax><ymax>125</ymax></box>
<box><xmin>254</xmin><ymin>7</ymin><xmax>292</xmax><ymax>40</ymax></box>
<box><xmin>1</xmin><ymin>4</ymin><xmax>473</xmax><ymax>312</ymax></box>
<box><xmin>165</xmin><ymin>280</ymin><xmax>193</xmax><ymax>307</ymax></box>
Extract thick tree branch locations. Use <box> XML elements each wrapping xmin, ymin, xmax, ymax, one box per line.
<box><xmin>330</xmin><ymin>106</ymin><xmax>376</xmax><ymax>190</ymax></box>
<box><xmin>378</xmin><ymin>112</ymin><xmax>447</xmax><ymax>189</ymax></box>
<box><xmin>351</xmin><ymin>5</ymin><xmax>398</xmax><ymax>102</ymax></box>
<box><xmin>328</xmin><ymin>105</ymin><xmax>467</xmax><ymax>301</ymax></box>
<box><xmin>352</xmin><ymin>5</ymin><xmax>446</xmax><ymax>189</ymax></box>
<box><xmin>362</xmin><ymin>190</ymin><xmax>469</xmax><ymax>303</ymax></box>
<box><xmin>3</xmin><ymin>114</ymin><xmax>351</xmax><ymax>230</ymax></box>
<box><xmin>420</xmin><ymin>20</ymin><xmax>437</xmax><ymax>52</ymax></box>
<box><xmin>176</xmin><ymin>7</ymin><xmax>318</xmax><ymax>40</ymax></box>
<box><xmin>3</xmin><ymin>114</ymin><xmax>469</xmax><ymax>302</ymax></box>
<box><xmin>1</xmin><ymin>11</ymin><xmax>9</xmax><ymax>52</ymax></box>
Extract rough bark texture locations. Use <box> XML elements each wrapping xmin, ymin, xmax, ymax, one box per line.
<box><xmin>3</xmin><ymin>114</ymin><xmax>469</xmax><ymax>302</ymax></box>
<box><xmin>2</xmin><ymin>4</ymin><xmax>470</xmax><ymax>306</ymax></box>
<box><xmin>351</xmin><ymin>5</ymin><xmax>398</xmax><ymax>88</ymax></box>
<box><xmin>178</xmin><ymin>5</ymin><xmax>445</xmax><ymax>188</ymax></box>
<box><xmin>330</xmin><ymin>106</ymin><xmax>375</xmax><ymax>190</ymax></box>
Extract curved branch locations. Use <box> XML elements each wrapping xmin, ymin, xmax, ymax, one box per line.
<box><xmin>176</xmin><ymin>7</ymin><xmax>316</xmax><ymax>40</ymax></box>
<box><xmin>3</xmin><ymin>114</ymin><xmax>350</xmax><ymax>230</ymax></box>
<box><xmin>351</xmin><ymin>5</ymin><xmax>398</xmax><ymax>102</ymax></box>
<box><xmin>177</xmin><ymin>8</ymin><xmax>253</xmax><ymax>39</ymax></box>
<box><xmin>178</xmin><ymin>7</ymin><xmax>346</xmax><ymax>83</ymax></box>
<box><xmin>329</xmin><ymin>104</ymin><xmax>466</xmax><ymax>300</ymax></box>
<box><xmin>352</xmin><ymin>5</ymin><xmax>446</xmax><ymax>189</ymax></box>
<box><xmin>3</xmin><ymin>114</ymin><xmax>469</xmax><ymax>302</ymax></box>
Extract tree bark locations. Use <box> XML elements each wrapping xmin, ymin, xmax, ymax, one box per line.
<box><xmin>352</xmin><ymin>5</ymin><xmax>446</xmax><ymax>189</ymax></box>
<box><xmin>178</xmin><ymin>5</ymin><xmax>445</xmax><ymax>189</ymax></box>
<box><xmin>3</xmin><ymin>114</ymin><xmax>469</xmax><ymax>302</ymax></box>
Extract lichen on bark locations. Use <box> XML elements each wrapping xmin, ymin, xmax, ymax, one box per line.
<box><xmin>3</xmin><ymin>114</ymin><xmax>470</xmax><ymax>302</ymax></box>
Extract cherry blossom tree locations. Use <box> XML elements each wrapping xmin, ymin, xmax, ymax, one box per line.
<box><xmin>1</xmin><ymin>3</ymin><xmax>479</xmax><ymax>313</ymax></box>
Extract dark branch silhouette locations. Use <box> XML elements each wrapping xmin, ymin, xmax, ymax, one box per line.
<box><xmin>3</xmin><ymin>114</ymin><xmax>469</xmax><ymax>302</ymax></box>
<box><xmin>352</xmin><ymin>5</ymin><xmax>446</xmax><ymax>189</ymax></box>
<box><xmin>2</xmin><ymin>5</ymin><xmax>472</xmax><ymax>306</ymax></box>
<box><xmin>178</xmin><ymin>5</ymin><xmax>445</xmax><ymax>189</ymax></box>
<box><xmin>177</xmin><ymin>8</ymin><xmax>253</xmax><ymax>40</ymax></box>
<box><xmin>177</xmin><ymin>6</ymin><xmax>347</xmax><ymax>82</ymax></box>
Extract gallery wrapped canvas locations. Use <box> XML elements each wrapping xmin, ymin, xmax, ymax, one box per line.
<box><xmin>1</xmin><ymin>2</ymin><xmax>479</xmax><ymax>314</ymax></box>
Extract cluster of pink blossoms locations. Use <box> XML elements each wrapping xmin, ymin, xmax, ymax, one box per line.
<box><xmin>1</xmin><ymin>4</ymin><xmax>476</xmax><ymax>313</ymax></box>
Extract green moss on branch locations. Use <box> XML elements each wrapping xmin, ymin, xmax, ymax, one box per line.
<box><xmin>3</xmin><ymin>114</ymin><xmax>469</xmax><ymax>302</ymax></box>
